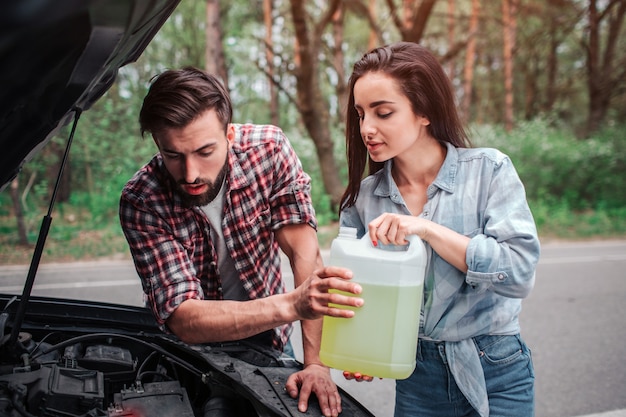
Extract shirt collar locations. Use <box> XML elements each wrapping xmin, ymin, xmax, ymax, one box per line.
<box><xmin>226</xmin><ymin>146</ymin><xmax>250</xmax><ymax>191</ymax></box>
<box><xmin>374</xmin><ymin>142</ymin><xmax>459</xmax><ymax>199</ymax></box>
<box><xmin>430</xmin><ymin>142</ymin><xmax>458</xmax><ymax>196</ymax></box>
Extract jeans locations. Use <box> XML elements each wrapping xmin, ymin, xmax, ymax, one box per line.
<box><xmin>395</xmin><ymin>334</ymin><xmax>534</xmax><ymax>417</ymax></box>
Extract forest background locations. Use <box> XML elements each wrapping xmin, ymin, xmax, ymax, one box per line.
<box><xmin>1</xmin><ymin>0</ymin><xmax>626</xmax><ymax>264</ymax></box>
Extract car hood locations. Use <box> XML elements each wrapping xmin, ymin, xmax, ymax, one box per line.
<box><xmin>0</xmin><ymin>0</ymin><xmax>180</xmax><ymax>191</ymax></box>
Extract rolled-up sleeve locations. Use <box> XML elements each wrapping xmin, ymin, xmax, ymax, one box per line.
<box><xmin>268</xmin><ymin>131</ymin><xmax>317</xmax><ymax>231</ymax></box>
<box><xmin>465</xmin><ymin>157</ymin><xmax>539</xmax><ymax>298</ymax></box>
<box><xmin>120</xmin><ymin>188</ymin><xmax>203</xmax><ymax>332</ymax></box>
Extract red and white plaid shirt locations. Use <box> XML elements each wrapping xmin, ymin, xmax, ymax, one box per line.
<box><xmin>119</xmin><ymin>124</ymin><xmax>317</xmax><ymax>350</ymax></box>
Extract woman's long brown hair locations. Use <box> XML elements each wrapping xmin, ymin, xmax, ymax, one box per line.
<box><xmin>340</xmin><ymin>42</ymin><xmax>471</xmax><ymax>211</ymax></box>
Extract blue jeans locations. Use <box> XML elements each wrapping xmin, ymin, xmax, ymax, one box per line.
<box><xmin>395</xmin><ymin>335</ymin><xmax>534</xmax><ymax>417</ymax></box>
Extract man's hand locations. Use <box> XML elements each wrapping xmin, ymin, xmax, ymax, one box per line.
<box><xmin>285</xmin><ymin>363</ymin><xmax>341</xmax><ymax>417</ymax></box>
<box><xmin>292</xmin><ymin>266</ymin><xmax>363</xmax><ymax>321</ymax></box>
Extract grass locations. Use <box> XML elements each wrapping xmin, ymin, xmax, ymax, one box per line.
<box><xmin>0</xmin><ymin>211</ymin><xmax>342</xmax><ymax>265</ymax></box>
<box><xmin>1</xmin><ymin>204</ymin><xmax>625</xmax><ymax>265</ymax></box>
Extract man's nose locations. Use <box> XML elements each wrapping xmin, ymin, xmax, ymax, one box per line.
<box><xmin>182</xmin><ymin>157</ymin><xmax>199</xmax><ymax>183</ymax></box>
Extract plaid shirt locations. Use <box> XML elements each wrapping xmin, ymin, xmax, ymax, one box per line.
<box><xmin>120</xmin><ymin>124</ymin><xmax>317</xmax><ymax>350</ymax></box>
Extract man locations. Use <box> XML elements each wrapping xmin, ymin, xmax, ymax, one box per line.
<box><xmin>119</xmin><ymin>67</ymin><xmax>361</xmax><ymax>417</ymax></box>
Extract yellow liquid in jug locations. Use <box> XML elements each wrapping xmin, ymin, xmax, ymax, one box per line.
<box><xmin>320</xmin><ymin>281</ymin><xmax>423</xmax><ymax>379</ymax></box>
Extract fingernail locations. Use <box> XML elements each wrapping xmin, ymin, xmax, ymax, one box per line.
<box><xmin>372</xmin><ymin>240</ymin><xmax>377</xmax><ymax>247</ymax></box>
<box><xmin>343</xmin><ymin>371</ymin><xmax>351</xmax><ymax>378</ymax></box>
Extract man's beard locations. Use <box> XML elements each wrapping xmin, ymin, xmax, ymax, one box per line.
<box><xmin>172</xmin><ymin>157</ymin><xmax>229</xmax><ymax>208</ymax></box>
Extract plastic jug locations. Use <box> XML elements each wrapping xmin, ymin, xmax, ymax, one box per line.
<box><xmin>320</xmin><ymin>227</ymin><xmax>427</xmax><ymax>379</ymax></box>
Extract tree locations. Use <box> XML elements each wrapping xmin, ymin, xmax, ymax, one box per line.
<box><xmin>331</xmin><ymin>4</ymin><xmax>348</xmax><ymax>126</ymax></box>
<box><xmin>288</xmin><ymin>0</ymin><xmax>345</xmax><ymax>210</ymax></box>
<box><xmin>583</xmin><ymin>0</ymin><xmax>626</xmax><ymax>136</ymax></box>
<box><xmin>502</xmin><ymin>0</ymin><xmax>517</xmax><ymax>131</ymax></box>
<box><xmin>461</xmin><ymin>0</ymin><xmax>480</xmax><ymax>123</ymax></box>
<box><xmin>263</xmin><ymin>0</ymin><xmax>279</xmax><ymax>126</ymax></box>
<box><xmin>386</xmin><ymin>0</ymin><xmax>437</xmax><ymax>43</ymax></box>
<box><xmin>206</xmin><ymin>0</ymin><xmax>229</xmax><ymax>86</ymax></box>
<box><xmin>9</xmin><ymin>178</ymin><xmax>28</xmax><ymax>246</ymax></box>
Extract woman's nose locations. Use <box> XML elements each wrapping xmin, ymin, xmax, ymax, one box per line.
<box><xmin>360</xmin><ymin>116</ymin><xmax>376</xmax><ymax>138</ymax></box>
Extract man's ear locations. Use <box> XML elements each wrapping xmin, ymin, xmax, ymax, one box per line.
<box><xmin>226</xmin><ymin>124</ymin><xmax>236</xmax><ymax>145</ymax></box>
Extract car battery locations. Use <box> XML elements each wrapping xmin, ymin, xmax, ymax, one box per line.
<box><xmin>108</xmin><ymin>380</ymin><xmax>194</xmax><ymax>417</ymax></box>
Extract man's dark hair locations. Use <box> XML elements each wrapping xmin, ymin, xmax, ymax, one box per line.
<box><xmin>139</xmin><ymin>66</ymin><xmax>233</xmax><ymax>137</ymax></box>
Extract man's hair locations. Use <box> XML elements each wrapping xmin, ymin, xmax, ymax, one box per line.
<box><xmin>139</xmin><ymin>66</ymin><xmax>233</xmax><ymax>137</ymax></box>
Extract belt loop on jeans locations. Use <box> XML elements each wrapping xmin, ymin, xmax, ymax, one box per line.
<box><xmin>437</xmin><ymin>342</ymin><xmax>448</xmax><ymax>365</ymax></box>
<box><xmin>417</xmin><ymin>338</ymin><xmax>423</xmax><ymax>361</ymax></box>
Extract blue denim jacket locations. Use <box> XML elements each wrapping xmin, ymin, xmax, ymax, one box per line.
<box><xmin>340</xmin><ymin>142</ymin><xmax>540</xmax><ymax>416</ymax></box>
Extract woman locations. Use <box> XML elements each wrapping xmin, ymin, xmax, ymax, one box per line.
<box><xmin>339</xmin><ymin>42</ymin><xmax>540</xmax><ymax>417</ymax></box>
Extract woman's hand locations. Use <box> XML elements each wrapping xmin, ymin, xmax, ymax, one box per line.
<box><xmin>368</xmin><ymin>212</ymin><xmax>430</xmax><ymax>246</ymax></box>
<box><xmin>369</xmin><ymin>212</ymin><xmax>470</xmax><ymax>273</ymax></box>
<box><xmin>342</xmin><ymin>371</ymin><xmax>375</xmax><ymax>382</ymax></box>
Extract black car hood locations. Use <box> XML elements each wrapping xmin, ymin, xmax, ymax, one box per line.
<box><xmin>0</xmin><ymin>0</ymin><xmax>180</xmax><ymax>191</ymax></box>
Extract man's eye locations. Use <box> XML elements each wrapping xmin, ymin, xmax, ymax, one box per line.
<box><xmin>164</xmin><ymin>153</ymin><xmax>180</xmax><ymax>160</ymax></box>
<box><xmin>199</xmin><ymin>152</ymin><xmax>213</xmax><ymax>158</ymax></box>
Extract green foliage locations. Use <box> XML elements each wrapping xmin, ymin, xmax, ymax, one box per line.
<box><xmin>2</xmin><ymin>0</ymin><xmax>626</xmax><ymax>262</ymax></box>
<box><xmin>471</xmin><ymin>119</ymin><xmax>626</xmax><ymax>211</ymax></box>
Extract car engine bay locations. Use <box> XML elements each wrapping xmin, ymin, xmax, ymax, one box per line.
<box><xmin>0</xmin><ymin>292</ymin><xmax>339</xmax><ymax>417</ymax></box>
<box><xmin>0</xmin><ymin>329</ymin><xmax>258</xmax><ymax>417</ymax></box>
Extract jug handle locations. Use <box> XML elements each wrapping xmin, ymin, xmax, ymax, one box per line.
<box><xmin>363</xmin><ymin>231</ymin><xmax>423</xmax><ymax>253</ymax></box>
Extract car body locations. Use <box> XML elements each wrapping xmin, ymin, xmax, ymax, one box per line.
<box><xmin>0</xmin><ymin>2</ymin><xmax>373</xmax><ymax>416</ymax></box>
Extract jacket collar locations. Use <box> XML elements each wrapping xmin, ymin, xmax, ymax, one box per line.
<box><xmin>373</xmin><ymin>142</ymin><xmax>458</xmax><ymax>199</ymax></box>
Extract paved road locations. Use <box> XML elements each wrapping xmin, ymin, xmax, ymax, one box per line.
<box><xmin>2</xmin><ymin>239</ymin><xmax>626</xmax><ymax>417</ymax></box>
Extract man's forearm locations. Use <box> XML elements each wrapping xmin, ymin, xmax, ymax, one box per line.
<box><xmin>166</xmin><ymin>296</ymin><xmax>297</xmax><ymax>344</ymax></box>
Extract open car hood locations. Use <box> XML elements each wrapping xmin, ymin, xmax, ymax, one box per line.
<box><xmin>0</xmin><ymin>2</ymin><xmax>376</xmax><ymax>416</ymax></box>
<box><xmin>0</xmin><ymin>0</ymin><xmax>180</xmax><ymax>191</ymax></box>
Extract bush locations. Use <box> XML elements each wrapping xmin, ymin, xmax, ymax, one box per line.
<box><xmin>471</xmin><ymin>119</ymin><xmax>626</xmax><ymax>210</ymax></box>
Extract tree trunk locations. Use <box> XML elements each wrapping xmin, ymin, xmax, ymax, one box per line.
<box><xmin>545</xmin><ymin>7</ymin><xmax>559</xmax><ymax>113</ymax></box>
<box><xmin>10</xmin><ymin>177</ymin><xmax>29</xmax><ymax>246</ymax></box>
<box><xmin>584</xmin><ymin>0</ymin><xmax>626</xmax><ymax>136</ymax></box>
<box><xmin>263</xmin><ymin>0</ymin><xmax>279</xmax><ymax>126</ymax></box>
<box><xmin>44</xmin><ymin>139</ymin><xmax>71</xmax><ymax>203</ymax></box>
<box><xmin>386</xmin><ymin>0</ymin><xmax>437</xmax><ymax>43</ymax></box>
<box><xmin>502</xmin><ymin>0</ymin><xmax>517</xmax><ymax>131</ymax></box>
<box><xmin>368</xmin><ymin>0</ymin><xmax>378</xmax><ymax>50</ymax></box>
<box><xmin>289</xmin><ymin>0</ymin><xmax>344</xmax><ymax>211</ymax></box>
<box><xmin>332</xmin><ymin>5</ymin><xmax>348</xmax><ymax>125</ymax></box>
<box><xmin>446</xmin><ymin>0</ymin><xmax>455</xmax><ymax>78</ymax></box>
<box><xmin>461</xmin><ymin>0</ymin><xmax>479</xmax><ymax>123</ymax></box>
<box><xmin>205</xmin><ymin>0</ymin><xmax>229</xmax><ymax>87</ymax></box>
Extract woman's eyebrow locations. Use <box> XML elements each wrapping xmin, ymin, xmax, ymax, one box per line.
<box><xmin>369</xmin><ymin>100</ymin><xmax>394</xmax><ymax>108</ymax></box>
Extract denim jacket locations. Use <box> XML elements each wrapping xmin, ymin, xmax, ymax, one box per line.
<box><xmin>340</xmin><ymin>142</ymin><xmax>540</xmax><ymax>416</ymax></box>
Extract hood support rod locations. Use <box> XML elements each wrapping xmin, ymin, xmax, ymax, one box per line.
<box><xmin>8</xmin><ymin>108</ymin><xmax>82</xmax><ymax>347</ymax></box>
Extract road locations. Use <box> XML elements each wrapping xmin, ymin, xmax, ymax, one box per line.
<box><xmin>2</xmin><ymin>239</ymin><xmax>626</xmax><ymax>417</ymax></box>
